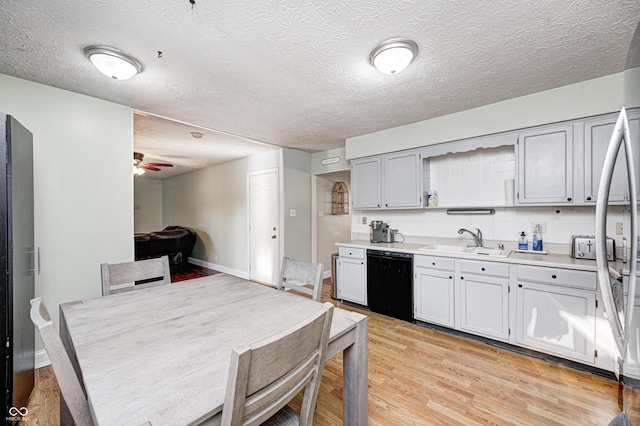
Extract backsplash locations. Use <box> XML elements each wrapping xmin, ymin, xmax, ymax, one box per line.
<box><xmin>351</xmin><ymin>205</ymin><xmax>636</xmax><ymax>253</ymax></box>
<box><xmin>425</xmin><ymin>146</ymin><xmax>515</xmax><ymax>207</ymax></box>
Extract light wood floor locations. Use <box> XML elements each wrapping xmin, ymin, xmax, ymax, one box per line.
<box><xmin>24</xmin><ymin>280</ymin><xmax>625</xmax><ymax>425</ymax></box>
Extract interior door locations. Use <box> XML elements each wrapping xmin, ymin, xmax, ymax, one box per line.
<box><xmin>248</xmin><ymin>170</ymin><xmax>279</xmax><ymax>285</ymax></box>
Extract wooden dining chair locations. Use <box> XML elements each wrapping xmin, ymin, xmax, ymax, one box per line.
<box><xmin>277</xmin><ymin>257</ymin><xmax>324</xmax><ymax>302</ymax></box>
<box><xmin>100</xmin><ymin>255</ymin><xmax>171</xmax><ymax>296</ymax></box>
<box><xmin>221</xmin><ymin>302</ymin><xmax>334</xmax><ymax>426</ymax></box>
<box><xmin>29</xmin><ymin>297</ymin><xmax>94</xmax><ymax>426</ymax></box>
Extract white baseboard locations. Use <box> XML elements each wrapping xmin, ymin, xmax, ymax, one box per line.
<box><xmin>323</xmin><ymin>270</ymin><xmax>332</xmax><ymax>280</ymax></box>
<box><xmin>187</xmin><ymin>257</ymin><xmax>249</xmax><ymax>280</ymax></box>
<box><xmin>35</xmin><ymin>349</ymin><xmax>50</xmax><ymax>369</ymax></box>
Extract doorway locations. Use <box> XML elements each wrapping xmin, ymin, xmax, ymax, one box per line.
<box><xmin>248</xmin><ymin>169</ymin><xmax>280</xmax><ymax>285</ymax></box>
<box><xmin>313</xmin><ymin>170</ymin><xmax>352</xmax><ymax>278</ymax></box>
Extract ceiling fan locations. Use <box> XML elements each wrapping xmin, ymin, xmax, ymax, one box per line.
<box><xmin>133</xmin><ymin>151</ymin><xmax>173</xmax><ymax>175</ymax></box>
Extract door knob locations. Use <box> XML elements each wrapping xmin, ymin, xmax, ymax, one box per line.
<box><xmin>272</xmin><ymin>235</ymin><xmax>277</xmax><ymax>239</ymax></box>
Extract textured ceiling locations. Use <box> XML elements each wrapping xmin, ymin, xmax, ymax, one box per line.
<box><xmin>1</xmin><ymin>0</ymin><xmax>639</xmax><ymax>179</ymax></box>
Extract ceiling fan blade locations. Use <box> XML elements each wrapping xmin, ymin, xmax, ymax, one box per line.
<box><xmin>133</xmin><ymin>152</ymin><xmax>144</xmax><ymax>164</ymax></box>
<box><xmin>140</xmin><ymin>165</ymin><xmax>162</xmax><ymax>171</ymax></box>
<box><xmin>145</xmin><ymin>163</ymin><xmax>174</xmax><ymax>167</ymax></box>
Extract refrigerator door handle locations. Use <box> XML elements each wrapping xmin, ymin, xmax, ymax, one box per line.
<box><xmin>596</xmin><ymin>107</ymin><xmax>637</xmax><ymax>363</ymax></box>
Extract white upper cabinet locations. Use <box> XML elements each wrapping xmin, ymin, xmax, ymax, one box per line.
<box><xmin>351</xmin><ymin>156</ymin><xmax>382</xmax><ymax>209</ymax></box>
<box><xmin>383</xmin><ymin>151</ymin><xmax>422</xmax><ymax>208</ymax></box>
<box><xmin>517</xmin><ymin>124</ymin><xmax>574</xmax><ymax>205</ymax></box>
<box><xmin>351</xmin><ymin>150</ymin><xmax>422</xmax><ymax>210</ymax></box>
<box><xmin>349</xmin><ymin>108</ymin><xmax>639</xmax><ymax>209</ymax></box>
<box><xmin>583</xmin><ymin>109</ymin><xmax>640</xmax><ymax>204</ymax></box>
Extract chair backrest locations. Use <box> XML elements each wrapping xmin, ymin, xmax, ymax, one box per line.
<box><xmin>101</xmin><ymin>255</ymin><xmax>171</xmax><ymax>296</ymax></box>
<box><xmin>29</xmin><ymin>298</ymin><xmax>94</xmax><ymax>426</ymax></box>
<box><xmin>221</xmin><ymin>302</ymin><xmax>334</xmax><ymax>426</ymax></box>
<box><xmin>277</xmin><ymin>257</ymin><xmax>324</xmax><ymax>302</ymax></box>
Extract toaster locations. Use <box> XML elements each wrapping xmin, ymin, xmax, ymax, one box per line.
<box><xmin>570</xmin><ymin>235</ymin><xmax>616</xmax><ymax>261</ymax></box>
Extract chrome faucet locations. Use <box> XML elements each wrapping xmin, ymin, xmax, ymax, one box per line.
<box><xmin>458</xmin><ymin>228</ymin><xmax>483</xmax><ymax>247</ymax></box>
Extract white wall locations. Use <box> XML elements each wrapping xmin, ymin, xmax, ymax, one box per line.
<box><xmin>311</xmin><ymin>147</ymin><xmax>349</xmax><ymax>175</ymax></box>
<box><xmin>282</xmin><ymin>149</ymin><xmax>312</xmax><ymax>261</ymax></box>
<box><xmin>162</xmin><ymin>149</ymin><xmax>279</xmax><ymax>275</ymax></box>
<box><xmin>134</xmin><ymin>178</ymin><xmax>163</xmax><ymax>233</ymax></box>
<box><xmin>347</xmin><ymin>72</ymin><xmax>630</xmax><ymax>159</ymax></box>
<box><xmin>316</xmin><ymin>171</ymin><xmax>352</xmax><ymax>274</ymax></box>
<box><xmin>0</xmin><ymin>74</ymin><xmax>133</xmax><ymax>348</ymax></box>
<box><xmin>351</xmin><ymin>206</ymin><xmax>632</xmax><ymax>254</ymax></box>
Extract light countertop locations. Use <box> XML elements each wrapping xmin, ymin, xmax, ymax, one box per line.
<box><xmin>337</xmin><ymin>239</ymin><xmax>638</xmax><ymax>274</ymax></box>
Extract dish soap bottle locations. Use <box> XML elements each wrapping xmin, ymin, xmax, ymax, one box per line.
<box><xmin>518</xmin><ymin>231</ymin><xmax>528</xmax><ymax>250</ymax></box>
<box><xmin>533</xmin><ymin>224</ymin><xmax>543</xmax><ymax>251</ymax></box>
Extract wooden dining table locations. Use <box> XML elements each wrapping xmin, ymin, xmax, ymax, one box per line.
<box><xmin>58</xmin><ymin>273</ymin><xmax>368</xmax><ymax>425</ymax></box>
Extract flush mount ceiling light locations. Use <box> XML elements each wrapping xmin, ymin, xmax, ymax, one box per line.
<box><xmin>84</xmin><ymin>45</ymin><xmax>142</xmax><ymax>80</ymax></box>
<box><xmin>190</xmin><ymin>131</ymin><xmax>204</xmax><ymax>139</ymax></box>
<box><xmin>369</xmin><ymin>38</ymin><xmax>418</xmax><ymax>75</ymax></box>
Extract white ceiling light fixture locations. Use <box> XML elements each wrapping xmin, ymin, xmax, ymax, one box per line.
<box><xmin>84</xmin><ymin>45</ymin><xmax>143</xmax><ymax>80</ymax></box>
<box><xmin>369</xmin><ymin>38</ymin><xmax>418</xmax><ymax>75</ymax></box>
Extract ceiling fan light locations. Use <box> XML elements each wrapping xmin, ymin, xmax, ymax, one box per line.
<box><xmin>134</xmin><ymin>166</ymin><xmax>145</xmax><ymax>176</ymax></box>
<box><xmin>84</xmin><ymin>46</ymin><xmax>142</xmax><ymax>80</ymax></box>
<box><xmin>370</xmin><ymin>38</ymin><xmax>418</xmax><ymax>75</ymax></box>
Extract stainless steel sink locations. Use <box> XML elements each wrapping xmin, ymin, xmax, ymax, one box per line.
<box><xmin>419</xmin><ymin>244</ymin><xmax>510</xmax><ymax>257</ymax></box>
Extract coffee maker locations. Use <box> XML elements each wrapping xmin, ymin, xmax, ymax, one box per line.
<box><xmin>370</xmin><ymin>220</ymin><xmax>388</xmax><ymax>243</ymax></box>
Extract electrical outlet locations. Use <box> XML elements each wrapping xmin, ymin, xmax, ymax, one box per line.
<box><xmin>289</xmin><ymin>209</ymin><xmax>296</xmax><ymax>217</ymax></box>
<box><xmin>531</xmin><ymin>222</ymin><xmax>546</xmax><ymax>233</ymax></box>
<box><xmin>362</xmin><ymin>216</ymin><xmax>367</xmax><ymax>224</ymax></box>
<box><xmin>616</xmin><ymin>222</ymin><xmax>624</xmax><ymax>235</ymax></box>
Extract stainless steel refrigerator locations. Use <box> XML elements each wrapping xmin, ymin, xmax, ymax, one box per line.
<box><xmin>1</xmin><ymin>114</ymin><xmax>35</xmax><ymax>419</ymax></box>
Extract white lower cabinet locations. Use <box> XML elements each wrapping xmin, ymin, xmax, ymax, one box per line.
<box><xmin>624</xmin><ymin>297</ymin><xmax>640</xmax><ymax>379</ymax></box>
<box><xmin>340</xmin><ymin>243</ymin><xmax>611</xmax><ymax>371</ymax></box>
<box><xmin>515</xmin><ymin>266</ymin><xmax>596</xmax><ymax>364</ymax></box>
<box><xmin>414</xmin><ymin>255</ymin><xmax>455</xmax><ymax>327</ymax></box>
<box><xmin>459</xmin><ymin>274</ymin><xmax>510</xmax><ymax>342</ymax></box>
<box><xmin>337</xmin><ymin>247</ymin><xmax>367</xmax><ymax>305</ymax></box>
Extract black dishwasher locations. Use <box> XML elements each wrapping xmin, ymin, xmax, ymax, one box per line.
<box><xmin>367</xmin><ymin>250</ymin><xmax>413</xmax><ymax>322</ymax></box>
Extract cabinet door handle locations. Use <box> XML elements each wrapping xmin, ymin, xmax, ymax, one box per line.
<box><xmin>432</xmin><ymin>262</ymin><xmax>436</xmax><ymax>266</ymax></box>
<box><xmin>481</xmin><ymin>267</ymin><xmax>486</xmax><ymax>271</ymax></box>
<box><xmin>449</xmin><ymin>276</ymin><xmax>453</xmax><ymax>279</ymax></box>
<box><xmin>587</xmin><ymin>196</ymin><xmax>592</xmax><ymax>201</ymax></box>
<box><xmin>460</xmin><ymin>276</ymin><xmax>464</xmax><ymax>280</ymax></box>
<box><xmin>551</xmin><ymin>274</ymin><xmax>557</xmax><ymax>279</ymax></box>
<box><xmin>567</xmin><ymin>197</ymin><xmax>572</xmax><ymax>201</ymax></box>
<box><xmin>518</xmin><ymin>284</ymin><xmax>523</xmax><ymax>288</ymax></box>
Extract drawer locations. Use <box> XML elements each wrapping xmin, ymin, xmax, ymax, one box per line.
<box><xmin>459</xmin><ymin>259</ymin><xmax>509</xmax><ymax>278</ymax></box>
<box><xmin>517</xmin><ymin>265</ymin><xmax>596</xmax><ymax>290</ymax></box>
<box><xmin>414</xmin><ymin>254</ymin><xmax>455</xmax><ymax>271</ymax></box>
<box><xmin>339</xmin><ymin>247</ymin><xmax>366</xmax><ymax>260</ymax></box>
